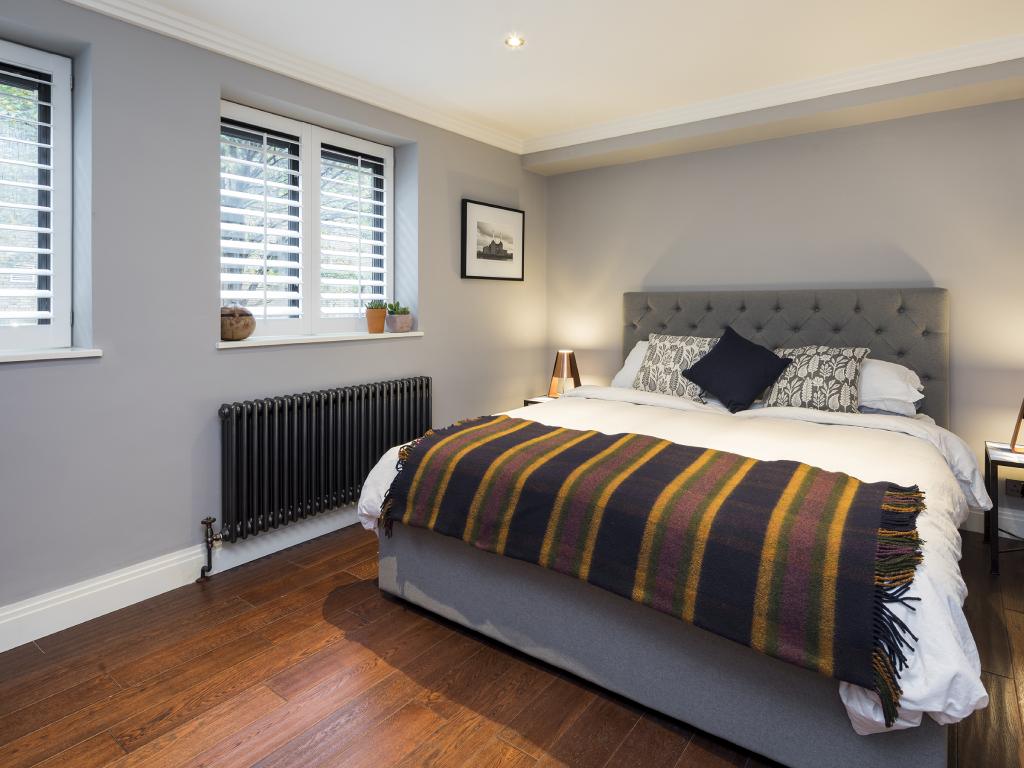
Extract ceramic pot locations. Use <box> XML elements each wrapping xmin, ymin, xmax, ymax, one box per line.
<box><xmin>366</xmin><ymin>307</ymin><xmax>387</xmax><ymax>334</ymax></box>
<box><xmin>220</xmin><ymin>305</ymin><xmax>256</xmax><ymax>341</ymax></box>
<box><xmin>385</xmin><ymin>314</ymin><xmax>413</xmax><ymax>333</ymax></box>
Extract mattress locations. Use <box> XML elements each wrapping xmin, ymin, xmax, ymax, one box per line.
<box><xmin>357</xmin><ymin>385</ymin><xmax>990</xmax><ymax>735</ymax></box>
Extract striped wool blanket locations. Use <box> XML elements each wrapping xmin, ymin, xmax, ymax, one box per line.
<box><xmin>382</xmin><ymin>415</ymin><xmax>925</xmax><ymax>726</ymax></box>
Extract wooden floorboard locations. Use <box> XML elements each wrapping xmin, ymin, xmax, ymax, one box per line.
<box><xmin>961</xmin><ymin>533</ymin><xmax>1014</xmax><ymax>678</ymax></box>
<box><xmin>497</xmin><ymin>674</ymin><xmax>596</xmax><ymax>758</ymax></box>
<box><xmin>246</xmin><ymin>632</ymin><xmax>480</xmax><ymax>768</ymax></box>
<box><xmin>105</xmin><ymin>684</ymin><xmax>284</xmax><ymax>768</ymax></box>
<box><xmin>0</xmin><ymin>525</ymin><xmax>1014</xmax><ymax>767</ymax></box>
<box><xmin>0</xmin><ymin>594</ymin><xmax>253</xmax><ymax>726</ymax></box>
<box><xmin>0</xmin><ymin>632</ymin><xmax>274</xmax><ymax>768</ymax></box>
<box><xmin>957</xmin><ymin>671</ymin><xmax>1023</xmax><ymax>768</ymax></box>
<box><xmin>676</xmin><ymin>733</ymin><xmax>749</xmax><ymax>768</ymax></box>
<box><xmin>604</xmin><ymin>712</ymin><xmax>693</xmax><ymax>768</ymax></box>
<box><xmin>0</xmin><ymin>643</ymin><xmax>45</xmax><ymax>683</ymax></box>
<box><xmin>0</xmin><ymin>673</ymin><xmax>121</xmax><ymax>745</ymax></box>
<box><xmin>533</xmin><ymin>695</ymin><xmax>640</xmax><ymax>768</ymax></box>
<box><xmin>34</xmin><ymin>732</ymin><xmax>125</xmax><ymax>768</ymax></box>
<box><xmin>460</xmin><ymin>737</ymin><xmax>537</xmax><ymax>768</ymax></box>
<box><xmin>997</xmin><ymin>545</ymin><xmax>1024</xmax><ymax>615</ymax></box>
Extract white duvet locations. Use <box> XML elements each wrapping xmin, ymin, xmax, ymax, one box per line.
<box><xmin>357</xmin><ymin>385</ymin><xmax>990</xmax><ymax>735</ymax></box>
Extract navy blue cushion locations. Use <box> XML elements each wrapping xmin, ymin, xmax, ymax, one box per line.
<box><xmin>683</xmin><ymin>327</ymin><xmax>791</xmax><ymax>413</ymax></box>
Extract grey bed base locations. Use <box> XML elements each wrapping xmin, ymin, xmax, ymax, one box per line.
<box><xmin>379</xmin><ymin>526</ymin><xmax>948</xmax><ymax>768</ymax></box>
<box><xmin>378</xmin><ymin>288</ymin><xmax>953</xmax><ymax>767</ymax></box>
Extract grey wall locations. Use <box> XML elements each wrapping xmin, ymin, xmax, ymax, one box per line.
<box><xmin>546</xmin><ymin>100</ymin><xmax>1024</xmax><ymax>467</ymax></box>
<box><xmin>3</xmin><ymin>0</ymin><xmax>1022</xmax><ymax>608</ymax></box>
<box><xmin>0</xmin><ymin>0</ymin><xmax>548</xmax><ymax>605</ymax></box>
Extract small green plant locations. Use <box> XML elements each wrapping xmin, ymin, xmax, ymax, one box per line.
<box><xmin>364</xmin><ymin>299</ymin><xmax>387</xmax><ymax>310</ymax></box>
<box><xmin>386</xmin><ymin>300</ymin><xmax>410</xmax><ymax>315</ymax></box>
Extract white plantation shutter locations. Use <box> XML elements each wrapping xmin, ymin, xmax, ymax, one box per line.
<box><xmin>318</xmin><ymin>144</ymin><xmax>389</xmax><ymax>320</ymax></box>
<box><xmin>219</xmin><ymin>102</ymin><xmax>394</xmax><ymax>336</ymax></box>
<box><xmin>219</xmin><ymin>105</ymin><xmax>304</xmax><ymax>330</ymax></box>
<box><xmin>0</xmin><ymin>41</ymin><xmax>71</xmax><ymax>350</ymax></box>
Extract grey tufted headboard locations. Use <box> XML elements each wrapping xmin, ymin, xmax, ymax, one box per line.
<box><xmin>624</xmin><ymin>288</ymin><xmax>949</xmax><ymax>427</ymax></box>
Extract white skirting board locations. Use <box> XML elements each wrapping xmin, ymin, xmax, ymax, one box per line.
<box><xmin>0</xmin><ymin>506</ymin><xmax>359</xmax><ymax>654</ymax></box>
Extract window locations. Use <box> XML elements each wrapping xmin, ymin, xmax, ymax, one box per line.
<box><xmin>219</xmin><ymin>102</ymin><xmax>393</xmax><ymax>336</ymax></box>
<box><xmin>0</xmin><ymin>41</ymin><xmax>72</xmax><ymax>351</ymax></box>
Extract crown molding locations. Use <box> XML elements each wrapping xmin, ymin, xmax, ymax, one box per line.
<box><xmin>58</xmin><ymin>2</ymin><xmax>1024</xmax><ymax>159</ymax></box>
<box><xmin>61</xmin><ymin>0</ymin><xmax>526</xmax><ymax>153</ymax></box>
<box><xmin>522</xmin><ymin>35</ymin><xmax>1024</xmax><ymax>154</ymax></box>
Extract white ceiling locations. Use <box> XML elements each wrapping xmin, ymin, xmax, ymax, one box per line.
<box><xmin>69</xmin><ymin>1</ymin><xmax>1024</xmax><ymax>154</ymax></box>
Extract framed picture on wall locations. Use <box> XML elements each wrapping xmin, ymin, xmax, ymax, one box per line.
<box><xmin>461</xmin><ymin>199</ymin><xmax>525</xmax><ymax>281</ymax></box>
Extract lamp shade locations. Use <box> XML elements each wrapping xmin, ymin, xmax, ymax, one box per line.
<box><xmin>1013</xmin><ymin>398</ymin><xmax>1024</xmax><ymax>454</ymax></box>
<box><xmin>548</xmin><ymin>350</ymin><xmax>582</xmax><ymax>397</ymax></box>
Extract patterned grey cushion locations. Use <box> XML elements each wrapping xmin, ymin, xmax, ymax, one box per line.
<box><xmin>764</xmin><ymin>345</ymin><xmax>869</xmax><ymax>413</ymax></box>
<box><xmin>633</xmin><ymin>334</ymin><xmax>716</xmax><ymax>401</ymax></box>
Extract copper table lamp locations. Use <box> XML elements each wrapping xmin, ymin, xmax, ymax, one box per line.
<box><xmin>547</xmin><ymin>350</ymin><xmax>581</xmax><ymax>397</ymax></box>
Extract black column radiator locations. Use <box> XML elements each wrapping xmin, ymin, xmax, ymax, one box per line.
<box><xmin>198</xmin><ymin>376</ymin><xmax>431</xmax><ymax>580</ymax></box>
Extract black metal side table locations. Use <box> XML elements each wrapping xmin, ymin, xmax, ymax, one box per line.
<box><xmin>523</xmin><ymin>395</ymin><xmax>555</xmax><ymax>407</ymax></box>
<box><xmin>984</xmin><ymin>441</ymin><xmax>1024</xmax><ymax>574</ymax></box>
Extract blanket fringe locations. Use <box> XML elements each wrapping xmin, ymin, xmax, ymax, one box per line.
<box><xmin>873</xmin><ymin>483</ymin><xmax>925</xmax><ymax>727</ymax></box>
<box><xmin>379</xmin><ymin>430</ymin><xmax>433</xmax><ymax>538</ymax></box>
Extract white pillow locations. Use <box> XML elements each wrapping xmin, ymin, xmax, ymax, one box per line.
<box><xmin>611</xmin><ymin>341</ymin><xmax>648</xmax><ymax>388</ymax></box>
<box><xmin>858</xmin><ymin>358</ymin><xmax>924</xmax><ymax>413</ymax></box>
<box><xmin>859</xmin><ymin>400</ymin><xmax>918</xmax><ymax>418</ymax></box>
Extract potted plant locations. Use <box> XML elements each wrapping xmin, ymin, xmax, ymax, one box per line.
<box><xmin>385</xmin><ymin>300</ymin><xmax>413</xmax><ymax>333</ymax></box>
<box><xmin>365</xmin><ymin>299</ymin><xmax>387</xmax><ymax>334</ymax></box>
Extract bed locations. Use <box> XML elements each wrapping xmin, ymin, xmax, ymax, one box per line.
<box><xmin>358</xmin><ymin>288</ymin><xmax>989</xmax><ymax>768</ymax></box>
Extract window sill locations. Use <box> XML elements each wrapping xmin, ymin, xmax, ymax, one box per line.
<box><xmin>216</xmin><ymin>331</ymin><xmax>424</xmax><ymax>350</ymax></box>
<box><xmin>0</xmin><ymin>347</ymin><xmax>103</xmax><ymax>364</ymax></box>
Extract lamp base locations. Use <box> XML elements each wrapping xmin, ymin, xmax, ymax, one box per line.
<box><xmin>548</xmin><ymin>376</ymin><xmax>575</xmax><ymax>398</ymax></box>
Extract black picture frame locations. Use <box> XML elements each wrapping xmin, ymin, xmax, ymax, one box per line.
<box><xmin>460</xmin><ymin>198</ymin><xmax>525</xmax><ymax>281</ymax></box>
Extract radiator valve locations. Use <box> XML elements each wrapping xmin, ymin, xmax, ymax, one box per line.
<box><xmin>197</xmin><ymin>517</ymin><xmax>222</xmax><ymax>582</ymax></box>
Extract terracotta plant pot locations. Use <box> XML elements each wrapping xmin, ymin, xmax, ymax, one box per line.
<box><xmin>365</xmin><ymin>307</ymin><xmax>387</xmax><ymax>334</ymax></box>
<box><xmin>385</xmin><ymin>314</ymin><xmax>413</xmax><ymax>333</ymax></box>
<box><xmin>220</xmin><ymin>305</ymin><xmax>256</xmax><ymax>341</ymax></box>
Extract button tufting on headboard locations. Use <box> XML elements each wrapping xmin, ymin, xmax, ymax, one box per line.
<box><xmin>623</xmin><ymin>288</ymin><xmax>949</xmax><ymax>427</ymax></box>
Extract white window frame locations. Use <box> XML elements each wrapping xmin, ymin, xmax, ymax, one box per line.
<box><xmin>0</xmin><ymin>40</ymin><xmax>72</xmax><ymax>351</ymax></box>
<box><xmin>219</xmin><ymin>101</ymin><xmax>394</xmax><ymax>338</ymax></box>
<box><xmin>311</xmin><ymin>124</ymin><xmax>394</xmax><ymax>333</ymax></box>
<box><xmin>220</xmin><ymin>102</ymin><xmax>306</xmax><ymax>337</ymax></box>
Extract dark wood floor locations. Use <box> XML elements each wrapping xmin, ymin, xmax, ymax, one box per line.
<box><xmin>0</xmin><ymin>527</ymin><xmax>1015</xmax><ymax>768</ymax></box>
